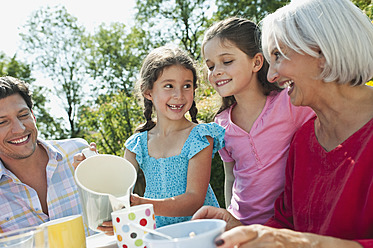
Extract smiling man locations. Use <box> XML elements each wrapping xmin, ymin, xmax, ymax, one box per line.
<box><xmin>0</xmin><ymin>76</ymin><xmax>90</xmax><ymax>233</ymax></box>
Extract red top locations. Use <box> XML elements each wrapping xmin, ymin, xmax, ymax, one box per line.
<box><xmin>266</xmin><ymin>116</ymin><xmax>373</xmax><ymax>247</ymax></box>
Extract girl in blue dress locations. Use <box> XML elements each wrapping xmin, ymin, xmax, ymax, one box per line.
<box><xmin>125</xmin><ymin>45</ymin><xmax>225</xmax><ymax>228</ymax></box>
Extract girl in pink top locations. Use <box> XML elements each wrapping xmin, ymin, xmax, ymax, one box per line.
<box><xmin>202</xmin><ymin>17</ymin><xmax>314</xmax><ymax>225</ymax></box>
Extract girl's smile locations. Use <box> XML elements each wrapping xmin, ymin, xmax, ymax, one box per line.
<box><xmin>167</xmin><ymin>104</ymin><xmax>185</xmax><ymax>111</ymax></box>
<box><xmin>215</xmin><ymin>79</ymin><xmax>231</xmax><ymax>87</ymax></box>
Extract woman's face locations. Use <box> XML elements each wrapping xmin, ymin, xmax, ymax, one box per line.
<box><xmin>267</xmin><ymin>39</ymin><xmax>324</xmax><ymax>107</ymax></box>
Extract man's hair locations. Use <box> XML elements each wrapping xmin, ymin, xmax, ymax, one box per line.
<box><xmin>0</xmin><ymin>76</ymin><xmax>33</xmax><ymax>109</ymax></box>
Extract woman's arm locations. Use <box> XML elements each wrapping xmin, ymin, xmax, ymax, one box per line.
<box><xmin>131</xmin><ymin>137</ymin><xmax>214</xmax><ymax>217</ymax></box>
<box><xmin>223</xmin><ymin>161</ymin><xmax>235</xmax><ymax>209</ymax></box>
<box><xmin>214</xmin><ymin>225</ymin><xmax>363</xmax><ymax>248</ymax></box>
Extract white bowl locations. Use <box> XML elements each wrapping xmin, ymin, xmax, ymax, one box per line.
<box><xmin>144</xmin><ymin>219</ymin><xmax>226</xmax><ymax>248</ymax></box>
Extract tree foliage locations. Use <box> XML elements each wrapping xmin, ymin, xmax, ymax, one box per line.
<box><xmin>20</xmin><ymin>5</ymin><xmax>87</xmax><ymax>138</ymax></box>
<box><xmin>215</xmin><ymin>0</ymin><xmax>289</xmax><ymax>22</ymax></box>
<box><xmin>135</xmin><ymin>0</ymin><xmax>215</xmax><ymax>60</ymax></box>
<box><xmin>83</xmin><ymin>23</ymin><xmax>149</xmax><ymax>96</ymax></box>
<box><xmin>352</xmin><ymin>0</ymin><xmax>373</xmax><ymax>19</ymax></box>
<box><xmin>78</xmin><ymin>92</ymin><xmax>143</xmax><ymax>156</ymax></box>
<box><xmin>31</xmin><ymin>86</ymin><xmax>70</xmax><ymax>139</ymax></box>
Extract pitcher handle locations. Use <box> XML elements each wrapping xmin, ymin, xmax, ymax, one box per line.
<box><xmin>82</xmin><ymin>148</ymin><xmax>98</xmax><ymax>158</ymax></box>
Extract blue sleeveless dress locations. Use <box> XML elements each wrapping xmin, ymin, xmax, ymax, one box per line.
<box><xmin>125</xmin><ymin>123</ymin><xmax>225</xmax><ymax>227</ymax></box>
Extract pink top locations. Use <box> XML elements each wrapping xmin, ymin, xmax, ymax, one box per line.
<box><xmin>215</xmin><ymin>90</ymin><xmax>315</xmax><ymax>225</ymax></box>
<box><xmin>266</xmin><ymin>116</ymin><xmax>373</xmax><ymax>247</ymax></box>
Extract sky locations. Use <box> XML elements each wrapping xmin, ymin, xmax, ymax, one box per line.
<box><xmin>1</xmin><ymin>0</ymin><xmax>136</xmax><ymax>57</ymax></box>
<box><xmin>0</xmin><ymin>0</ymin><xmax>136</xmax><ymax>119</ymax></box>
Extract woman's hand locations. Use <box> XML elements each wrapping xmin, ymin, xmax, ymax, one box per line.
<box><xmin>97</xmin><ymin>221</ymin><xmax>114</xmax><ymax>236</ymax></box>
<box><xmin>72</xmin><ymin>142</ymin><xmax>97</xmax><ymax>169</ymax></box>
<box><xmin>192</xmin><ymin>206</ymin><xmax>243</xmax><ymax>231</ymax></box>
<box><xmin>213</xmin><ymin>224</ymin><xmax>363</xmax><ymax>248</ymax></box>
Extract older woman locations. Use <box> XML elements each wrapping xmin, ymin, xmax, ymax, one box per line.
<box><xmin>193</xmin><ymin>0</ymin><xmax>373</xmax><ymax>247</ymax></box>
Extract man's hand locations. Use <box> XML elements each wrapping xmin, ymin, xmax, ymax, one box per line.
<box><xmin>72</xmin><ymin>143</ymin><xmax>97</xmax><ymax>169</ymax></box>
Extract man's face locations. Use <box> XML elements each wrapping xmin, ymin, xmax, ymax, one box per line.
<box><xmin>0</xmin><ymin>94</ymin><xmax>38</xmax><ymax>162</ymax></box>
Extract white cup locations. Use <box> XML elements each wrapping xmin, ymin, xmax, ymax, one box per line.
<box><xmin>74</xmin><ymin>153</ymin><xmax>137</xmax><ymax>232</ymax></box>
<box><xmin>111</xmin><ymin>204</ymin><xmax>156</xmax><ymax>248</ymax></box>
<box><xmin>0</xmin><ymin>226</ymin><xmax>48</xmax><ymax>248</ymax></box>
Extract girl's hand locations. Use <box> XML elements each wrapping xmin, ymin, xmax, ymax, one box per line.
<box><xmin>130</xmin><ymin>193</ymin><xmax>143</xmax><ymax>206</ymax></box>
<box><xmin>72</xmin><ymin>142</ymin><xmax>97</xmax><ymax>169</ymax></box>
<box><xmin>192</xmin><ymin>206</ymin><xmax>242</xmax><ymax>231</ymax></box>
<box><xmin>213</xmin><ymin>224</ymin><xmax>362</xmax><ymax>248</ymax></box>
<box><xmin>97</xmin><ymin>221</ymin><xmax>114</xmax><ymax>236</ymax></box>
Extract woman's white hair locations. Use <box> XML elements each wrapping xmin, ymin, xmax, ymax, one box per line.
<box><xmin>261</xmin><ymin>0</ymin><xmax>373</xmax><ymax>85</ymax></box>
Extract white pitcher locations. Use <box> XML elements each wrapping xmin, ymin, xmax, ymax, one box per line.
<box><xmin>74</xmin><ymin>152</ymin><xmax>137</xmax><ymax>232</ymax></box>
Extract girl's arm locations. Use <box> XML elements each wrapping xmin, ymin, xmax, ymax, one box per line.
<box><xmin>132</xmin><ymin>137</ymin><xmax>214</xmax><ymax>217</ymax></box>
<box><xmin>124</xmin><ymin>149</ymin><xmax>140</xmax><ymax>171</ymax></box>
<box><xmin>192</xmin><ymin>206</ymin><xmax>243</xmax><ymax>231</ymax></box>
<box><xmin>223</xmin><ymin>161</ymin><xmax>235</xmax><ymax>209</ymax></box>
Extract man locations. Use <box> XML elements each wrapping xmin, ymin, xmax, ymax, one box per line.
<box><xmin>0</xmin><ymin>76</ymin><xmax>89</xmax><ymax>233</ymax></box>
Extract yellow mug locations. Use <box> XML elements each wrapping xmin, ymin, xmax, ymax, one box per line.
<box><xmin>41</xmin><ymin>215</ymin><xmax>86</xmax><ymax>248</ymax></box>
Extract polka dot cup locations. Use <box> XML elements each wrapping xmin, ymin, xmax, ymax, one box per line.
<box><xmin>111</xmin><ymin>204</ymin><xmax>156</xmax><ymax>248</ymax></box>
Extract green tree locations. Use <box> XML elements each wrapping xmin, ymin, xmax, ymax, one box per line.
<box><xmin>83</xmin><ymin>23</ymin><xmax>149</xmax><ymax>96</ymax></box>
<box><xmin>0</xmin><ymin>52</ymin><xmax>68</xmax><ymax>139</ymax></box>
<box><xmin>135</xmin><ymin>0</ymin><xmax>215</xmax><ymax>60</ymax></box>
<box><xmin>78</xmin><ymin>91</ymin><xmax>143</xmax><ymax>156</ymax></box>
<box><xmin>31</xmin><ymin>86</ymin><xmax>69</xmax><ymax>139</ymax></box>
<box><xmin>352</xmin><ymin>0</ymin><xmax>373</xmax><ymax>19</ymax></box>
<box><xmin>20</xmin><ymin>5</ymin><xmax>87</xmax><ymax>138</ymax></box>
<box><xmin>215</xmin><ymin>0</ymin><xmax>289</xmax><ymax>22</ymax></box>
<box><xmin>0</xmin><ymin>53</ymin><xmax>33</xmax><ymax>82</ymax></box>
<box><xmin>0</xmin><ymin>53</ymin><xmax>5</xmax><ymax>75</ymax></box>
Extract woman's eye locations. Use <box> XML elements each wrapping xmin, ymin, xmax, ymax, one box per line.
<box><xmin>274</xmin><ymin>52</ymin><xmax>281</xmax><ymax>61</ymax></box>
<box><xmin>223</xmin><ymin>60</ymin><xmax>233</xmax><ymax>65</ymax></box>
<box><xmin>207</xmin><ymin>65</ymin><xmax>214</xmax><ymax>71</ymax></box>
<box><xmin>164</xmin><ymin>84</ymin><xmax>172</xmax><ymax>88</ymax></box>
<box><xmin>183</xmin><ymin>84</ymin><xmax>192</xmax><ymax>89</ymax></box>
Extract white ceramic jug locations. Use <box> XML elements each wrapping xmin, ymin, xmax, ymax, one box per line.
<box><xmin>74</xmin><ymin>151</ymin><xmax>137</xmax><ymax>232</ymax></box>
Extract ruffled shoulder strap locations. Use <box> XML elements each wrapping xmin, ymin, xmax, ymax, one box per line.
<box><xmin>182</xmin><ymin>123</ymin><xmax>225</xmax><ymax>159</ymax></box>
<box><xmin>124</xmin><ymin>131</ymin><xmax>148</xmax><ymax>165</ymax></box>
